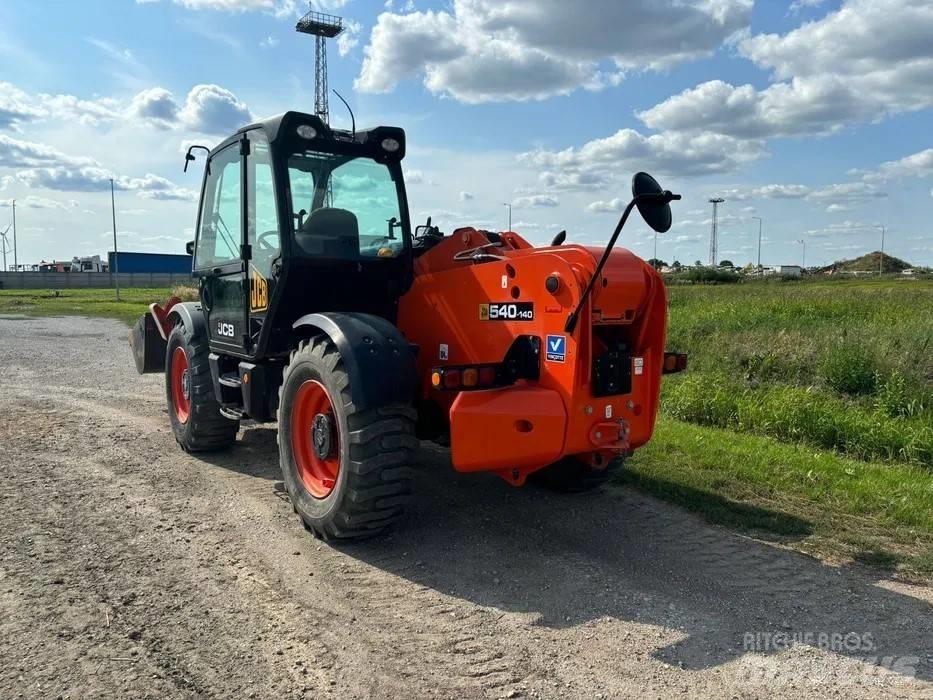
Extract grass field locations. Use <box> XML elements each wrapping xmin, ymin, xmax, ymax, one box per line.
<box><xmin>2</xmin><ymin>279</ymin><xmax>931</xmax><ymax>579</ymax></box>
<box><xmin>0</xmin><ymin>287</ymin><xmax>191</xmax><ymax>326</ymax></box>
<box><xmin>626</xmin><ymin>277</ymin><xmax>933</xmax><ymax>579</ymax></box>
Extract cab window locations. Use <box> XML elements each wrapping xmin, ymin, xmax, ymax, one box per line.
<box><xmin>195</xmin><ymin>144</ymin><xmax>241</xmax><ymax>269</ymax></box>
<box><xmin>247</xmin><ymin>131</ymin><xmax>280</xmax><ymax>278</ymax></box>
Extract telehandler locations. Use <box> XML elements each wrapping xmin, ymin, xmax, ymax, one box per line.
<box><xmin>131</xmin><ymin>110</ymin><xmax>686</xmax><ymax>539</ymax></box>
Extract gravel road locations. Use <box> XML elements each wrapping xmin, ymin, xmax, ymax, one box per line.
<box><xmin>1</xmin><ymin>315</ymin><xmax>931</xmax><ymax>699</ymax></box>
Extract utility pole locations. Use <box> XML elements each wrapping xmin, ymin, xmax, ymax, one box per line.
<box><xmin>878</xmin><ymin>225</ymin><xmax>886</xmax><ymax>274</ymax></box>
<box><xmin>708</xmin><ymin>197</ymin><xmax>724</xmax><ymax>266</ymax></box>
<box><xmin>11</xmin><ymin>199</ymin><xmax>16</xmax><ymax>272</ymax></box>
<box><xmin>110</xmin><ymin>178</ymin><xmax>120</xmax><ymax>301</ymax></box>
<box><xmin>503</xmin><ymin>202</ymin><xmax>512</xmax><ymax>232</ymax></box>
<box><xmin>752</xmin><ymin>216</ymin><xmax>762</xmax><ymax>272</ymax></box>
<box><xmin>796</xmin><ymin>238</ymin><xmax>806</xmax><ymax>269</ymax></box>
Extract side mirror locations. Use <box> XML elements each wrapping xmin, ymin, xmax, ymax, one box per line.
<box><xmin>550</xmin><ymin>230</ymin><xmax>567</xmax><ymax>246</ymax></box>
<box><xmin>632</xmin><ymin>172</ymin><xmax>679</xmax><ymax>233</ymax></box>
<box><xmin>184</xmin><ymin>145</ymin><xmax>210</xmax><ymax>173</ymax></box>
<box><xmin>186</xmin><ymin>240</ymin><xmax>195</xmax><ymax>256</ymax></box>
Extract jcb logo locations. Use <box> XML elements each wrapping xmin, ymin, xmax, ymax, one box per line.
<box><xmin>250</xmin><ymin>265</ymin><xmax>268</xmax><ymax>312</ymax></box>
<box><xmin>216</xmin><ymin>321</ymin><xmax>236</xmax><ymax>338</ymax></box>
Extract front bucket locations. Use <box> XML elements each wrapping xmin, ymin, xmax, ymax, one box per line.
<box><xmin>130</xmin><ymin>313</ymin><xmax>167</xmax><ymax>374</ymax></box>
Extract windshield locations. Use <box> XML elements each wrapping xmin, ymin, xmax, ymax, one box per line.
<box><xmin>287</xmin><ymin>151</ymin><xmax>407</xmax><ymax>260</ymax></box>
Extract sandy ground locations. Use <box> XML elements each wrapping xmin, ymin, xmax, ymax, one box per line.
<box><xmin>0</xmin><ymin>315</ymin><xmax>931</xmax><ymax>699</ymax></box>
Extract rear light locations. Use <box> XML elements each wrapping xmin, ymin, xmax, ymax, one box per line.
<box><xmin>443</xmin><ymin>369</ymin><xmax>461</xmax><ymax>389</ymax></box>
<box><xmin>462</xmin><ymin>368</ymin><xmax>479</xmax><ymax>387</ymax></box>
<box><xmin>431</xmin><ymin>364</ymin><xmax>501</xmax><ymax>391</ymax></box>
<box><xmin>663</xmin><ymin>352</ymin><xmax>688</xmax><ymax>374</ymax></box>
<box><xmin>478</xmin><ymin>366</ymin><xmax>497</xmax><ymax>385</ymax></box>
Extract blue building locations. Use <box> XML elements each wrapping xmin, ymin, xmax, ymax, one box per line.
<box><xmin>108</xmin><ymin>251</ymin><xmax>192</xmax><ymax>274</ymax></box>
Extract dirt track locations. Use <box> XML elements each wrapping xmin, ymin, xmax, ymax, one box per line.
<box><xmin>0</xmin><ymin>315</ymin><xmax>931</xmax><ymax>699</ymax></box>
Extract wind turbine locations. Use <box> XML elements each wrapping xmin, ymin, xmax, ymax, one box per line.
<box><xmin>0</xmin><ymin>224</ymin><xmax>11</xmax><ymax>272</ymax></box>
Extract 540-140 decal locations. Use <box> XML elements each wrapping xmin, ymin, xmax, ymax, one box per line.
<box><xmin>479</xmin><ymin>302</ymin><xmax>534</xmax><ymax>321</ymax></box>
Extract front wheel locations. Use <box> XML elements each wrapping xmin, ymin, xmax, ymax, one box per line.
<box><xmin>165</xmin><ymin>322</ymin><xmax>238</xmax><ymax>452</ymax></box>
<box><xmin>278</xmin><ymin>337</ymin><xmax>417</xmax><ymax>540</ymax></box>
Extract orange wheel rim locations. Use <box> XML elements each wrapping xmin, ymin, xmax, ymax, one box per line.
<box><xmin>170</xmin><ymin>347</ymin><xmax>191</xmax><ymax>424</ymax></box>
<box><xmin>291</xmin><ymin>380</ymin><xmax>340</xmax><ymax>498</ymax></box>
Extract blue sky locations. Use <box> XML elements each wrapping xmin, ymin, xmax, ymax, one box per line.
<box><xmin>1</xmin><ymin>0</ymin><xmax>931</xmax><ymax>268</ymax></box>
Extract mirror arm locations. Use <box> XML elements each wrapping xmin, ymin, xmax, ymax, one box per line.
<box><xmin>564</xmin><ymin>197</ymin><xmax>639</xmax><ymax>334</ymax></box>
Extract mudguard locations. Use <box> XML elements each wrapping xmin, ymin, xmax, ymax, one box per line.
<box><xmin>165</xmin><ymin>301</ymin><xmax>207</xmax><ymax>340</ymax></box>
<box><xmin>292</xmin><ymin>312</ymin><xmax>417</xmax><ymax>411</ymax></box>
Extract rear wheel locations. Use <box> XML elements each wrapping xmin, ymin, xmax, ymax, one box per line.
<box><xmin>166</xmin><ymin>322</ymin><xmax>239</xmax><ymax>452</ymax></box>
<box><xmin>531</xmin><ymin>455</ymin><xmax>625</xmax><ymax>493</ymax></box>
<box><xmin>278</xmin><ymin>337</ymin><xmax>417</xmax><ymax>540</ymax></box>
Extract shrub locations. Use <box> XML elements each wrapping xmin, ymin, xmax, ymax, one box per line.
<box><xmin>875</xmin><ymin>370</ymin><xmax>929</xmax><ymax>419</ymax></box>
<box><xmin>662</xmin><ymin>373</ymin><xmax>741</xmax><ymax>428</ymax></box>
<box><xmin>819</xmin><ymin>343</ymin><xmax>878</xmax><ymax>395</ymax></box>
<box><xmin>170</xmin><ymin>285</ymin><xmax>199</xmax><ymax>302</ymax></box>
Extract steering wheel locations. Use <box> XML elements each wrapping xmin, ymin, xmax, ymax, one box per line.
<box><xmin>256</xmin><ymin>230</ymin><xmax>279</xmax><ymax>251</ymax></box>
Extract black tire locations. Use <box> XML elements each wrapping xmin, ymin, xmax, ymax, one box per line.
<box><xmin>530</xmin><ymin>455</ymin><xmax>625</xmax><ymax>493</ymax></box>
<box><xmin>165</xmin><ymin>322</ymin><xmax>239</xmax><ymax>452</ymax></box>
<box><xmin>278</xmin><ymin>337</ymin><xmax>417</xmax><ymax>540</ymax></box>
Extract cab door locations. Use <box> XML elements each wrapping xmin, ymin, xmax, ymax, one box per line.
<box><xmin>193</xmin><ymin>139</ymin><xmax>248</xmax><ymax>354</ymax></box>
<box><xmin>244</xmin><ymin>130</ymin><xmax>281</xmax><ymax>354</ymax></box>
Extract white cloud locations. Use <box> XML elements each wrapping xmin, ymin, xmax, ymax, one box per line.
<box><xmin>129</xmin><ymin>87</ymin><xmax>179</xmax><ymax>128</ymax></box>
<box><xmin>806</xmin><ymin>182</ymin><xmax>887</xmax><ymax>205</ymax></box>
<box><xmin>585</xmin><ymin>198</ymin><xmax>626</xmax><ymax>214</ymax></box>
<box><xmin>789</xmin><ymin>0</ymin><xmax>828</xmax><ymax>13</ymax></box>
<box><xmin>458</xmin><ymin>191</ymin><xmax>473</xmax><ymax>202</ymax></box>
<box><xmin>513</xmin><ymin>194</ymin><xmax>559</xmax><ymax>208</ymax></box>
<box><xmin>859</xmin><ymin>148</ymin><xmax>933</xmax><ymax>182</ymax></box>
<box><xmin>337</xmin><ymin>20</ymin><xmax>361</xmax><ymax>57</ymax></box>
<box><xmin>178</xmin><ymin>84</ymin><xmax>252</xmax><ymax>135</ymax></box>
<box><xmin>259</xmin><ymin>36</ymin><xmax>280</xmax><ymax>49</ymax></box>
<box><xmin>2</xmin><ymin>133</ymin><xmax>196</xmax><ymax>201</ymax></box>
<box><xmin>2</xmin><ymin>81</ymin><xmax>251</xmax><ymax>136</ymax></box>
<box><xmin>356</xmin><ymin>0</ymin><xmax>751</xmax><ymax>103</ymax></box>
<box><xmin>404</xmin><ymin>169</ymin><xmax>425</xmax><ymax>184</ymax></box>
<box><xmin>715</xmin><ymin>181</ymin><xmax>886</xmax><ymax>208</ymax></box>
<box><xmin>0</xmin><ymin>82</ymin><xmax>44</xmax><ymax>130</ymax></box>
<box><xmin>0</xmin><ymin>134</ymin><xmax>97</xmax><ymax>168</ymax></box>
<box><xmin>522</xmin><ymin>128</ymin><xmax>766</xmax><ymax>182</ymax></box>
<box><xmin>0</xmin><ymin>195</ymin><xmax>79</xmax><ymax>210</ymax></box>
<box><xmin>636</xmin><ymin>1</ymin><xmax>933</xmax><ymax>144</ymax></box>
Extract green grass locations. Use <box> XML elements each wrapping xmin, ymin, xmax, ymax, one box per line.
<box><xmin>0</xmin><ymin>287</ymin><xmax>185</xmax><ymax>326</ymax></box>
<box><xmin>663</xmin><ymin>278</ymin><xmax>933</xmax><ymax>467</ymax></box>
<box><xmin>621</xmin><ymin>417</ymin><xmax>933</xmax><ymax>579</ymax></box>
<box><xmin>639</xmin><ymin>278</ymin><xmax>933</xmax><ymax>579</ymax></box>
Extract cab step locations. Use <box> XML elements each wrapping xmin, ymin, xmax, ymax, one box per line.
<box><xmin>219</xmin><ymin>373</ymin><xmax>242</xmax><ymax>388</ymax></box>
<box><xmin>219</xmin><ymin>404</ymin><xmax>246</xmax><ymax>421</ymax></box>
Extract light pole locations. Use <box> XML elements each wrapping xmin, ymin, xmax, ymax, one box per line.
<box><xmin>878</xmin><ymin>225</ymin><xmax>886</xmax><ymax>274</ymax></box>
<box><xmin>502</xmin><ymin>202</ymin><xmax>512</xmax><ymax>232</ymax></box>
<box><xmin>752</xmin><ymin>216</ymin><xmax>762</xmax><ymax>272</ymax></box>
<box><xmin>708</xmin><ymin>197</ymin><xmax>724</xmax><ymax>266</ymax></box>
<box><xmin>796</xmin><ymin>238</ymin><xmax>806</xmax><ymax>269</ymax></box>
<box><xmin>110</xmin><ymin>178</ymin><xmax>120</xmax><ymax>301</ymax></box>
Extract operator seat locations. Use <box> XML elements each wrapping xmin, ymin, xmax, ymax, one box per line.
<box><xmin>295</xmin><ymin>207</ymin><xmax>360</xmax><ymax>259</ymax></box>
